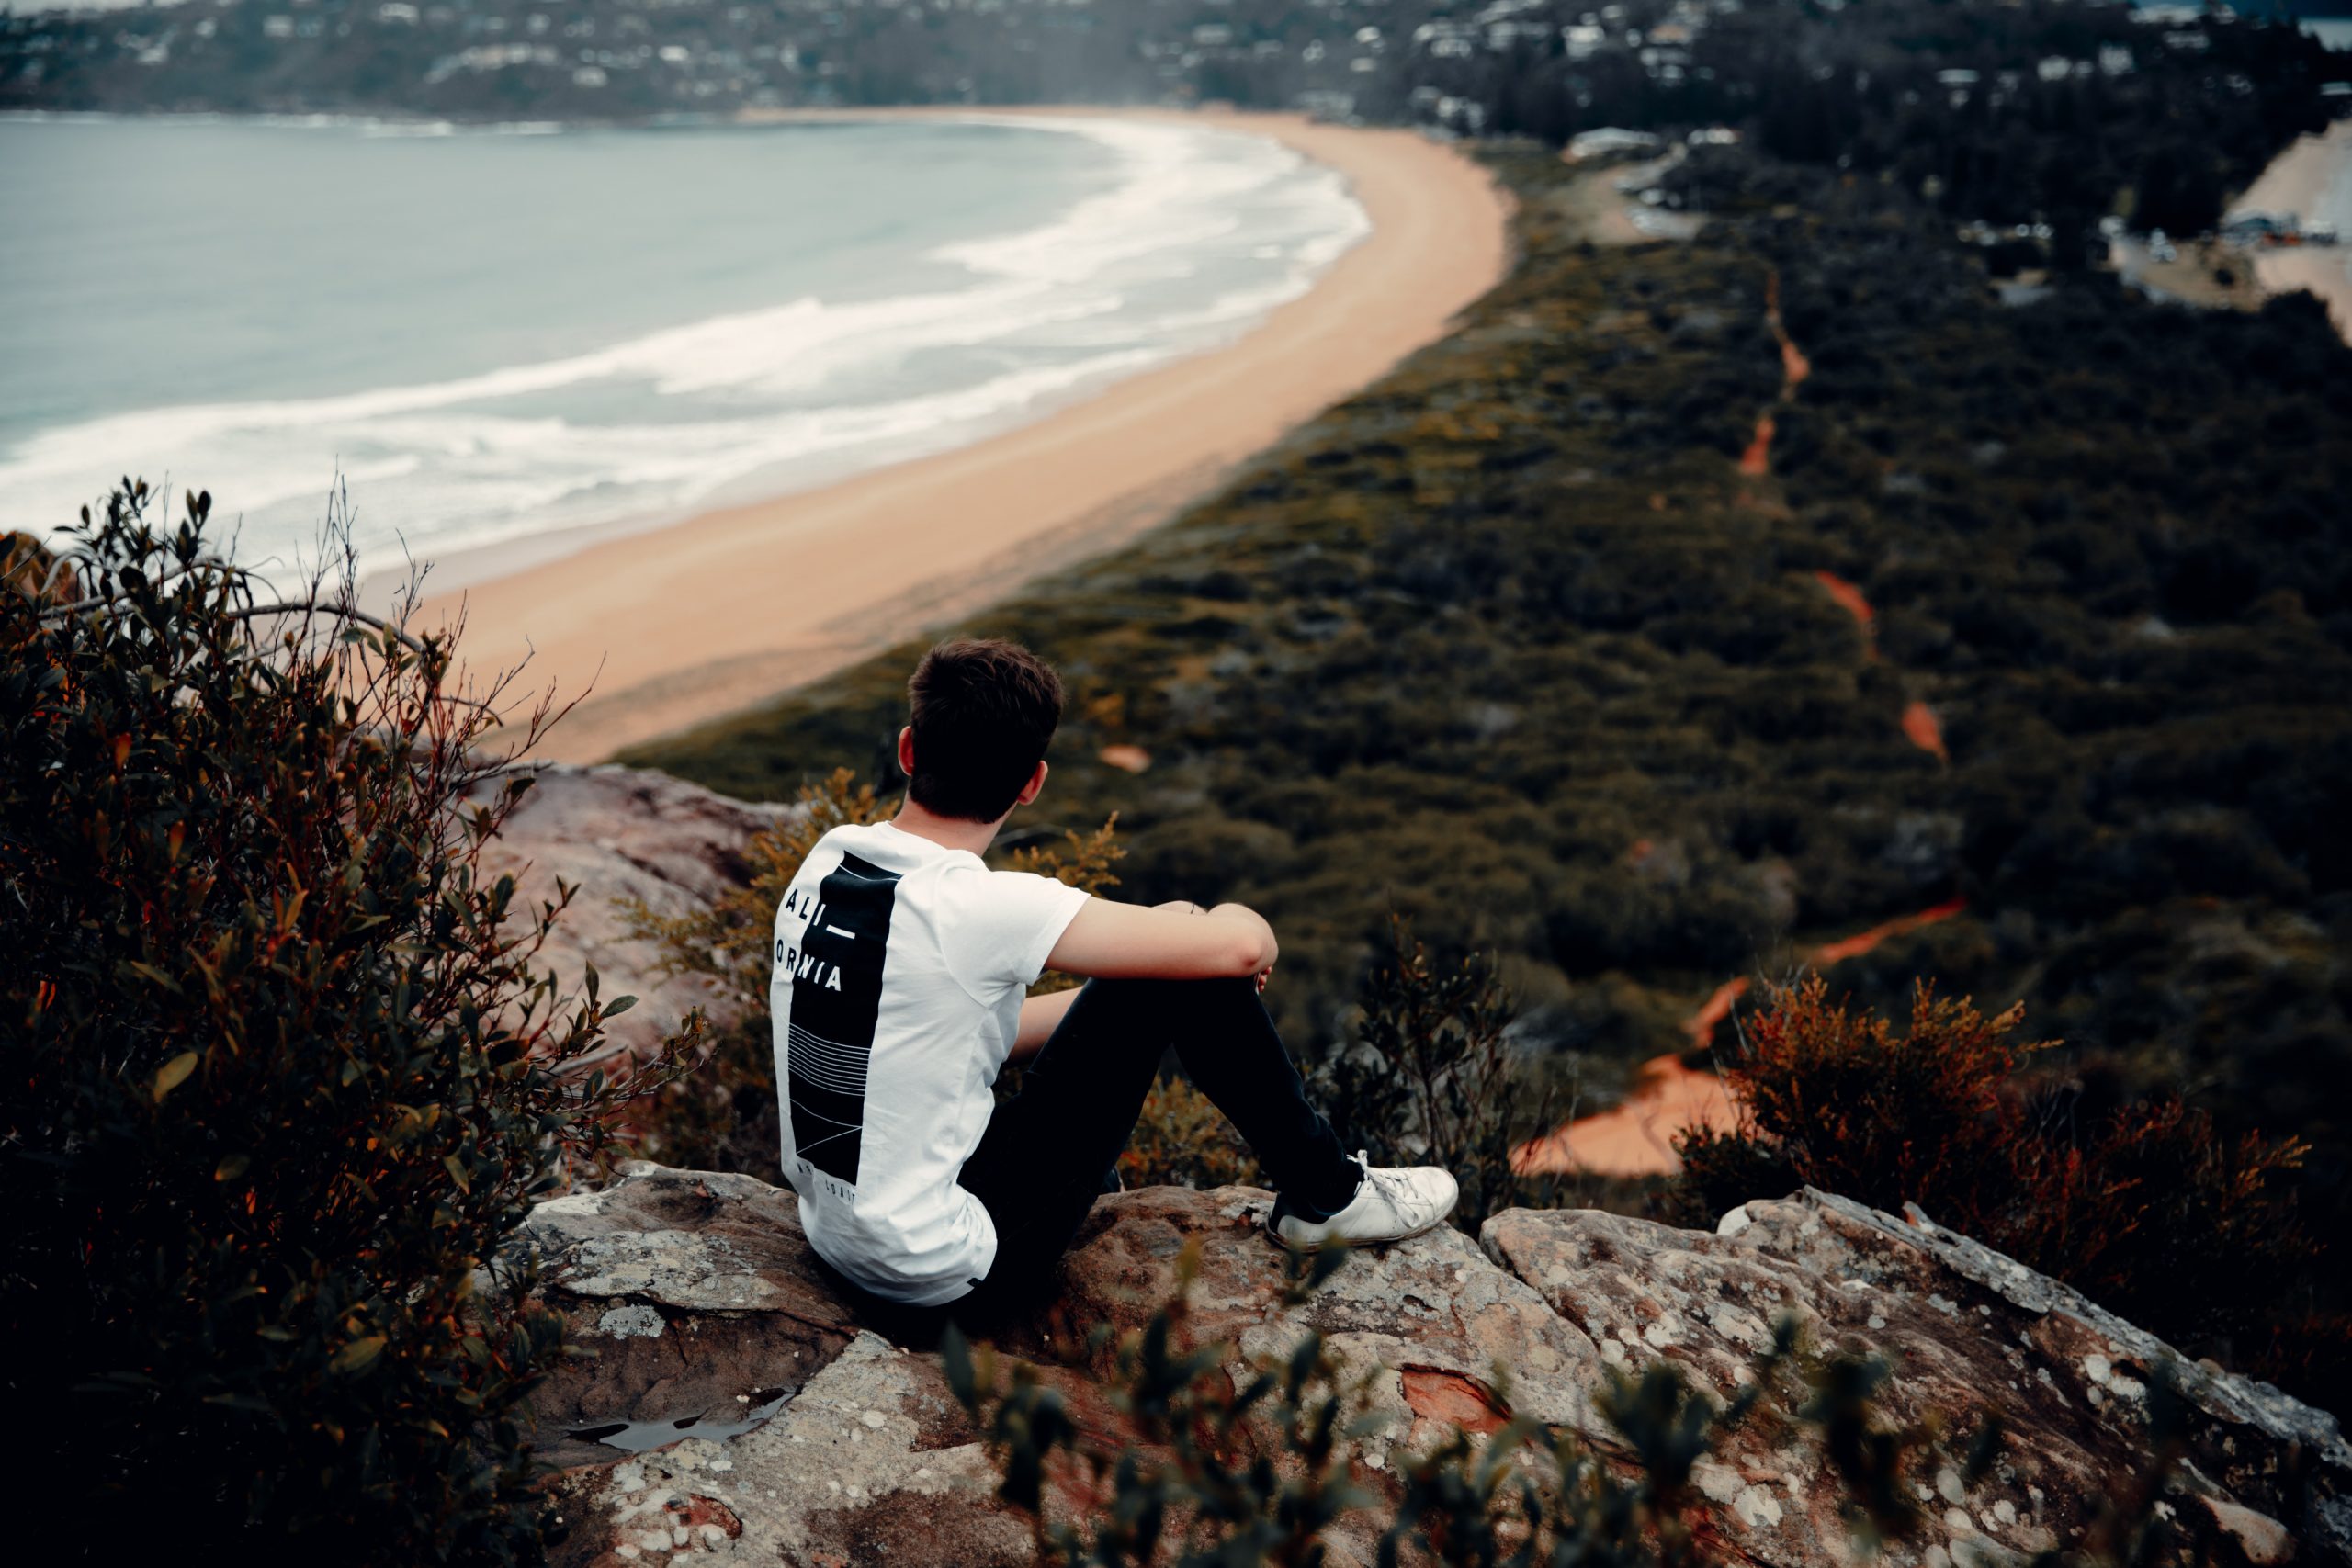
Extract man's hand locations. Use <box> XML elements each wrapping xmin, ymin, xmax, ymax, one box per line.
<box><xmin>1046</xmin><ymin>897</ymin><xmax>1278</xmax><ymax>981</ymax></box>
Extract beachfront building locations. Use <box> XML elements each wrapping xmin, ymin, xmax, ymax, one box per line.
<box><xmin>1566</xmin><ymin>125</ymin><xmax>1662</xmax><ymax>161</ymax></box>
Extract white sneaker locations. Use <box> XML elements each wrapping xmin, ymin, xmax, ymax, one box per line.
<box><xmin>1267</xmin><ymin>1152</ymin><xmax>1460</xmax><ymax>1251</ymax></box>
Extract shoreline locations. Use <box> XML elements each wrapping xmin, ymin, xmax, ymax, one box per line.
<box><xmin>2237</xmin><ymin>118</ymin><xmax>2352</xmax><ymax>343</ymax></box>
<box><xmin>409</xmin><ymin>108</ymin><xmax>1510</xmax><ymax>762</ymax></box>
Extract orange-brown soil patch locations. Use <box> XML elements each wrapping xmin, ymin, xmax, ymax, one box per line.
<box><xmin>1515</xmin><ymin>898</ymin><xmax>1972</xmax><ymax>1175</ymax></box>
<box><xmin>1901</xmin><ymin>700</ymin><xmax>1948</xmax><ymax>763</ymax></box>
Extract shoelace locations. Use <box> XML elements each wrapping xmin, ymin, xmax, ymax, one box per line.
<box><xmin>1353</xmin><ymin>1151</ymin><xmax>1428</xmax><ymax>1218</ymax></box>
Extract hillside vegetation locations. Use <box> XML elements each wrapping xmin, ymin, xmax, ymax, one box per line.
<box><xmin>628</xmin><ymin>147</ymin><xmax>2352</xmax><ymax>1371</ymax></box>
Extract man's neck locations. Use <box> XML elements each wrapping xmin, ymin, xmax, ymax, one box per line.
<box><xmin>889</xmin><ymin>799</ymin><xmax>1003</xmax><ymax>858</ymax></box>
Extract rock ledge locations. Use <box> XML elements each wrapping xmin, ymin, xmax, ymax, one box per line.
<box><xmin>514</xmin><ymin>1165</ymin><xmax>2347</xmax><ymax>1567</ymax></box>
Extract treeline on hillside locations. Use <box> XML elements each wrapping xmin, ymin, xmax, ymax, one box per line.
<box><xmin>6</xmin><ymin>0</ymin><xmax>2342</xmax><ymax>254</ymax></box>
<box><xmin>628</xmin><ymin>144</ymin><xmax>2352</xmax><ymax>1376</ymax></box>
<box><xmin>1428</xmin><ymin>0</ymin><xmax>2343</xmax><ymax>242</ymax></box>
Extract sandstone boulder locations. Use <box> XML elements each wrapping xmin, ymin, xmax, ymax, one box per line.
<box><xmin>512</xmin><ymin>1163</ymin><xmax>859</xmax><ymax>1472</ymax></box>
<box><xmin>475</xmin><ymin>763</ymin><xmax>796</xmax><ymax>1068</ymax></box>
<box><xmin>1486</xmin><ymin>1192</ymin><xmax>2349</xmax><ymax>1565</ymax></box>
<box><xmin>997</xmin><ymin>1182</ymin><xmax>1605</xmax><ymax>1446</ymax></box>
<box><xmin>513</xmin><ymin>1165</ymin><xmax>2348</xmax><ymax>1567</ymax></box>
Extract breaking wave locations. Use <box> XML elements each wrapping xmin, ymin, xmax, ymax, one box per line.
<box><xmin>0</xmin><ymin>115</ymin><xmax>1368</xmax><ymax>579</ymax></box>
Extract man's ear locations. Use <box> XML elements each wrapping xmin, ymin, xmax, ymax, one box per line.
<box><xmin>1014</xmin><ymin>759</ymin><xmax>1048</xmax><ymax>808</ymax></box>
<box><xmin>897</xmin><ymin>726</ymin><xmax>917</xmax><ymax>779</ymax></box>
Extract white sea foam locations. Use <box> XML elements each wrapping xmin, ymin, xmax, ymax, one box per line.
<box><xmin>2</xmin><ymin>114</ymin><xmax>1370</xmax><ymax>578</ymax></box>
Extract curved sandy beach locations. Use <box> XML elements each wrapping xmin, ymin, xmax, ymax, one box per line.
<box><xmin>417</xmin><ymin>109</ymin><xmax>1510</xmax><ymax>761</ymax></box>
<box><xmin>2238</xmin><ymin>118</ymin><xmax>2352</xmax><ymax>343</ymax></box>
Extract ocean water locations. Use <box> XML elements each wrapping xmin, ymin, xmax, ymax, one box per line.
<box><xmin>0</xmin><ymin>114</ymin><xmax>1368</xmax><ymax>581</ymax></box>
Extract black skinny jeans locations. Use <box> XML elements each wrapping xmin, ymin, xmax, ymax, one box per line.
<box><xmin>947</xmin><ymin>976</ymin><xmax>1362</xmax><ymax>1323</ymax></box>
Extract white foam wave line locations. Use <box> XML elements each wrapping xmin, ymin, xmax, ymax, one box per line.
<box><xmin>17</xmin><ymin>344</ymin><xmax>1168</xmax><ymax>574</ymax></box>
<box><xmin>317</xmin><ymin>345</ymin><xmax>1170</xmax><ymax>570</ymax></box>
<box><xmin>932</xmin><ymin>116</ymin><xmax>1348</xmax><ymax>289</ymax></box>
<box><xmin>4</xmin><ymin>122</ymin><xmax>1219</xmax><ymax>487</ymax></box>
<box><xmin>4</xmin><ymin>113</ymin><xmax>1374</xmax><ymax>571</ymax></box>
<box><xmin>0</xmin><ymin>276</ymin><xmax>1079</xmax><ymax>487</ymax></box>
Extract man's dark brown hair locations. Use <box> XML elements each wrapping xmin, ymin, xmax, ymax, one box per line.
<box><xmin>907</xmin><ymin>637</ymin><xmax>1066</xmax><ymax>822</ymax></box>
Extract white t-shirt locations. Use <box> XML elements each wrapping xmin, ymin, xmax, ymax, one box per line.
<box><xmin>769</xmin><ymin>820</ymin><xmax>1091</xmax><ymax>1305</ymax></box>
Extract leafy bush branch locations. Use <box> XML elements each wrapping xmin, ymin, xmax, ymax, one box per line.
<box><xmin>1317</xmin><ymin>915</ymin><xmax>1563</xmax><ymax>1228</ymax></box>
<box><xmin>1676</xmin><ymin>977</ymin><xmax>2321</xmax><ymax>1388</ymax></box>
<box><xmin>941</xmin><ymin>1247</ymin><xmax>1375</xmax><ymax>1567</ymax></box>
<box><xmin>4</xmin><ymin>481</ymin><xmax>699</xmax><ymax>1561</ymax></box>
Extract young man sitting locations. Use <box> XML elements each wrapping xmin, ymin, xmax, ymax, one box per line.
<box><xmin>770</xmin><ymin>637</ymin><xmax>1459</xmax><ymax>1319</ymax></box>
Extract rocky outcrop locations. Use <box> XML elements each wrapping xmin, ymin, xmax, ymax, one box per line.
<box><xmin>1487</xmin><ymin>1194</ymin><xmax>2350</xmax><ymax>1563</ymax></box>
<box><xmin>511</xmin><ymin>1166</ymin><xmax>859</xmax><ymax>1473</ymax></box>
<box><xmin>476</xmin><ymin>764</ymin><xmax>796</xmax><ymax>1068</ymax></box>
<box><xmin>514</xmin><ymin>1165</ymin><xmax>2347</xmax><ymax>1567</ymax></box>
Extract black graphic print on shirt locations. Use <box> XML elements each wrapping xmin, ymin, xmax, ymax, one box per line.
<box><xmin>780</xmin><ymin>852</ymin><xmax>899</xmax><ymax>1189</ymax></box>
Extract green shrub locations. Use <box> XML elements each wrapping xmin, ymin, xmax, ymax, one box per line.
<box><xmin>944</xmin><ymin>1248</ymin><xmax>1376</xmax><ymax>1566</ymax></box>
<box><xmin>1316</xmin><ymin>917</ymin><xmax>1561</xmax><ymax>1228</ymax></box>
<box><xmin>1</xmin><ymin>484</ymin><xmax>692</xmax><ymax>1561</ymax></box>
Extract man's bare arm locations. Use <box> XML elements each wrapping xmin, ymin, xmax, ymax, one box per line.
<box><xmin>1018</xmin><ymin>904</ymin><xmax>1271</xmax><ymax>1059</ymax></box>
<box><xmin>1044</xmin><ymin>897</ymin><xmax>1277</xmax><ymax>981</ymax></box>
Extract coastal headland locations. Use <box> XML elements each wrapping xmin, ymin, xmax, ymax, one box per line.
<box><xmin>414</xmin><ymin>108</ymin><xmax>1509</xmax><ymax>761</ymax></box>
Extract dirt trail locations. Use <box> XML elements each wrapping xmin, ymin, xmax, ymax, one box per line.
<box><xmin>1519</xmin><ymin>271</ymin><xmax>1968</xmax><ymax>1179</ymax></box>
<box><xmin>1775</xmin><ymin>281</ymin><xmax>1813</xmax><ymax>388</ymax></box>
<box><xmin>1813</xmin><ymin>570</ymin><xmax>1874</xmax><ymax>650</ymax></box>
<box><xmin>1812</xmin><ymin>569</ymin><xmax>1950</xmax><ymax>763</ymax></box>
<box><xmin>1512</xmin><ymin>1055</ymin><xmax>1739</xmax><ymax>1179</ymax></box>
<box><xmin>1806</xmin><ymin>897</ymin><xmax>1968</xmax><ymax>967</ymax></box>
<box><xmin>1686</xmin><ymin>977</ymin><xmax>1753</xmax><ymax>1050</ymax></box>
<box><xmin>1737</xmin><ymin>271</ymin><xmax>1811</xmax><ymax>477</ymax></box>
<box><xmin>1901</xmin><ymin>701</ymin><xmax>1949</xmax><ymax>763</ymax></box>
<box><xmin>1513</xmin><ymin>897</ymin><xmax>1971</xmax><ymax>1177</ymax></box>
